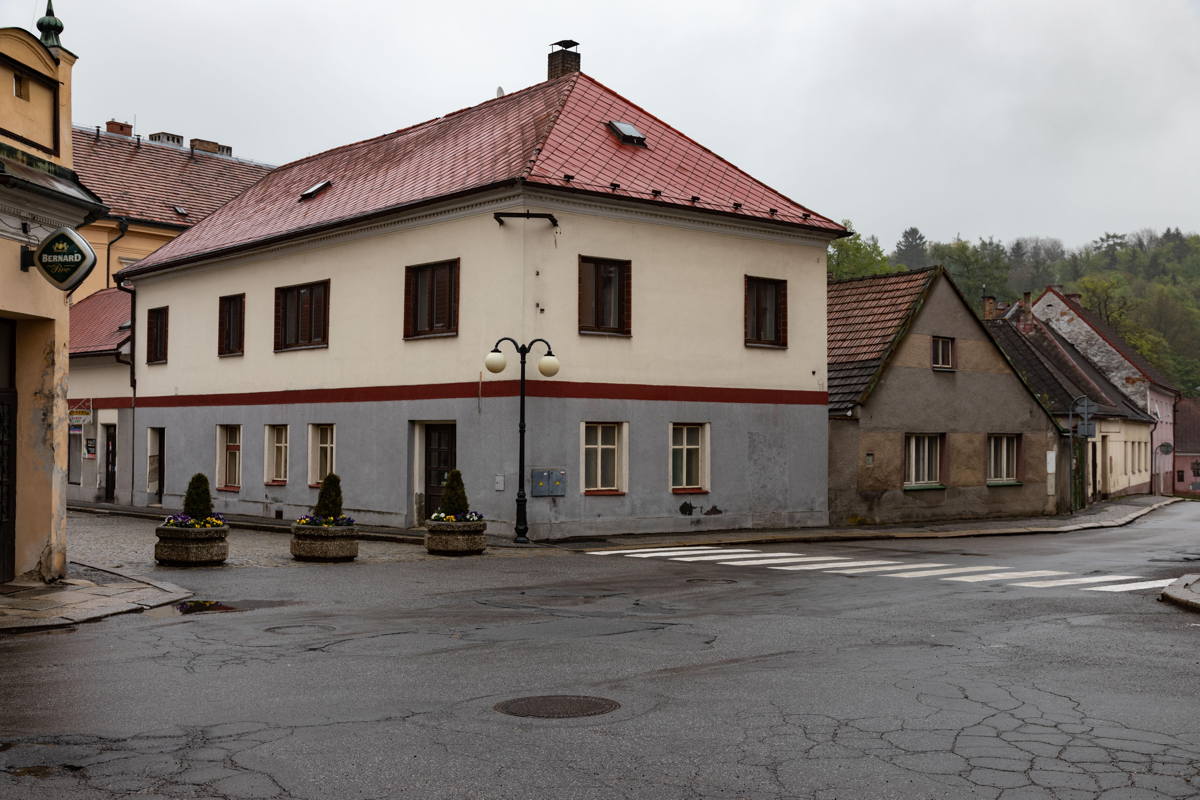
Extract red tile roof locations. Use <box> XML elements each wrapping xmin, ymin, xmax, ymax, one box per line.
<box><xmin>123</xmin><ymin>73</ymin><xmax>844</xmax><ymax>276</ymax></box>
<box><xmin>827</xmin><ymin>268</ymin><xmax>938</xmax><ymax>411</ymax></box>
<box><xmin>71</xmin><ymin>127</ymin><xmax>273</xmax><ymax>228</ymax></box>
<box><xmin>69</xmin><ymin>287</ymin><xmax>130</xmax><ymax>356</ymax></box>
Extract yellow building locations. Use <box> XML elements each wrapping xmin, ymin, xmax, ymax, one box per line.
<box><xmin>0</xmin><ymin>5</ymin><xmax>106</xmax><ymax>582</ymax></box>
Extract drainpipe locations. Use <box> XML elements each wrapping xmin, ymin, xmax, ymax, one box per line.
<box><xmin>117</xmin><ymin>279</ymin><xmax>137</xmax><ymax>505</ymax></box>
<box><xmin>105</xmin><ymin>217</ymin><xmax>129</xmax><ymax>290</ymax></box>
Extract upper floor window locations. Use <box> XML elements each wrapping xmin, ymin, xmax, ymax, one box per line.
<box><xmin>987</xmin><ymin>434</ymin><xmax>1019</xmax><ymax>483</ymax></box>
<box><xmin>404</xmin><ymin>260</ymin><xmax>458</xmax><ymax>338</ymax></box>
<box><xmin>218</xmin><ymin>294</ymin><xmax>245</xmax><ymax>357</ymax></box>
<box><xmin>13</xmin><ymin>74</ymin><xmax>29</xmax><ymax>101</ymax></box>
<box><xmin>146</xmin><ymin>306</ymin><xmax>168</xmax><ymax>364</ymax></box>
<box><xmin>931</xmin><ymin>337</ymin><xmax>955</xmax><ymax>370</ymax></box>
<box><xmin>744</xmin><ymin>276</ymin><xmax>787</xmax><ymax>347</ymax></box>
<box><xmin>904</xmin><ymin>433</ymin><xmax>942</xmax><ymax>487</ymax></box>
<box><xmin>578</xmin><ymin>257</ymin><xmax>631</xmax><ymax>335</ymax></box>
<box><xmin>275</xmin><ymin>280</ymin><xmax>329</xmax><ymax>351</ymax></box>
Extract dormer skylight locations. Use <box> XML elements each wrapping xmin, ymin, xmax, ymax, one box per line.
<box><xmin>172</xmin><ymin>205</ymin><xmax>188</xmax><ymax>216</ymax></box>
<box><xmin>607</xmin><ymin>120</ymin><xmax>646</xmax><ymax>147</ymax></box>
<box><xmin>299</xmin><ymin>180</ymin><xmax>332</xmax><ymax>201</ymax></box>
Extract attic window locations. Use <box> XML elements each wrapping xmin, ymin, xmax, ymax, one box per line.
<box><xmin>13</xmin><ymin>74</ymin><xmax>29</xmax><ymax>101</ymax></box>
<box><xmin>172</xmin><ymin>205</ymin><xmax>188</xmax><ymax>216</ymax></box>
<box><xmin>299</xmin><ymin>180</ymin><xmax>332</xmax><ymax>201</ymax></box>
<box><xmin>118</xmin><ymin>320</ymin><xmax>131</xmax><ymax>331</ymax></box>
<box><xmin>607</xmin><ymin>121</ymin><xmax>646</xmax><ymax>147</ymax></box>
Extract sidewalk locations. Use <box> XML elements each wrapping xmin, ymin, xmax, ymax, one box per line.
<box><xmin>0</xmin><ymin>563</ymin><xmax>191</xmax><ymax>634</ymax></box>
<box><xmin>1160</xmin><ymin>574</ymin><xmax>1200</xmax><ymax>614</ymax></box>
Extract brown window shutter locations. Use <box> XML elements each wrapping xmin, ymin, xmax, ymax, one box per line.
<box><xmin>299</xmin><ymin>287</ymin><xmax>312</xmax><ymax>344</ymax></box>
<box><xmin>404</xmin><ymin>267</ymin><xmax>416</xmax><ymax>338</ymax></box>
<box><xmin>744</xmin><ymin>276</ymin><xmax>752</xmax><ymax>342</ymax></box>
<box><xmin>433</xmin><ymin>264</ymin><xmax>450</xmax><ymax>329</ymax></box>
<box><xmin>161</xmin><ymin>308</ymin><xmax>168</xmax><ymax>362</ymax></box>
<box><xmin>313</xmin><ymin>282</ymin><xmax>328</xmax><ymax>344</ymax></box>
<box><xmin>578</xmin><ymin>259</ymin><xmax>588</xmax><ymax>329</ymax></box>
<box><xmin>146</xmin><ymin>309</ymin><xmax>158</xmax><ymax>363</ymax></box>
<box><xmin>621</xmin><ymin>262</ymin><xmax>632</xmax><ymax>335</ymax></box>
<box><xmin>274</xmin><ymin>288</ymin><xmax>284</xmax><ymax>351</ymax></box>
<box><xmin>235</xmin><ymin>295</ymin><xmax>245</xmax><ymax>353</ymax></box>
<box><xmin>217</xmin><ymin>297</ymin><xmax>229</xmax><ymax>355</ymax></box>
<box><xmin>777</xmin><ymin>279</ymin><xmax>787</xmax><ymax>347</ymax></box>
<box><xmin>449</xmin><ymin>261</ymin><xmax>459</xmax><ymax>333</ymax></box>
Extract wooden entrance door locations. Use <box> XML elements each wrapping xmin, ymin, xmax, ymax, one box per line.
<box><xmin>424</xmin><ymin>424</ymin><xmax>456</xmax><ymax>517</ymax></box>
<box><xmin>0</xmin><ymin>319</ymin><xmax>15</xmax><ymax>582</ymax></box>
<box><xmin>103</xmin><ymin>424</ymin><xmax>117</xmax><ymax>503</ymax></box>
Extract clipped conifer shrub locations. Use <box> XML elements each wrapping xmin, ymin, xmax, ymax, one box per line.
<box><xmin>438</xmin><ymin>469</ymin><xmax>470</xmax><ymax>517</ymax></box>
<box><xmin>183</xmin><ymin>473</ymin><xmax>214</xmax><ymax>519</ymax></box>
<box><xmin>313</xmin><ymin>473</ymin><xmax>344</xmax><ymax>520</ymax></box>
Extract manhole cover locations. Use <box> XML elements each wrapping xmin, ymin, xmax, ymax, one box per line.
<box><xmin>687</xmin><ymin>578</ymin><xmax>737</xmax><ymax>584</ymax></box>
<box><xmin>494</xmin><ymin>695</ymin><xmax>620</xmax><ymax>718</ymax></box>
<box><xmin>265</xmin><ymin>624</ymin><xmax>336</xmax><ymax>635</ymax></box>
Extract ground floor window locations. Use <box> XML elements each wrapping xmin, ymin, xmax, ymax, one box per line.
<box><xmin>987</xmin><ymin>434</ymin><xmax>1019</xmax><ymax>483</ymax></box>
<box><xmin>904</xmin><ymin>433</ymin><xmax>942</xmax><ymax>487</ymax></box>
<box><xmin>582</xmin><ymin>422</ymin><xmax>625</xmax><ymax>493</ymax></box>
<box><xmin>670</xmin><ymin>423</ymin><xmax>708</xmax><ymax>492</ymax></box>
<box><xmin>217</xmin><ymin>425</ymin><xmax>241</xmax><ymax>489</ymax></box>
<box><xmin>309</xmin><ymin>424</ymin><xmax>335</xmax><ymax>486</ymax></box>
<box><xmin>265</xmin><ymin>425</ymin><xmax>288</xmax><ymax>483</ymax></box>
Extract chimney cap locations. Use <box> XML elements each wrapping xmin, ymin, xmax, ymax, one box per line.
<box><xmin>550</xmin><ymin>39</ymin><xmax>579</xmax><ymax>50</ymax></box>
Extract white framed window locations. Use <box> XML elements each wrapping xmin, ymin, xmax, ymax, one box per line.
<box><xmin>308</xmin><ymin>423</ymin><xmax>335</xmax><ymax>486</ymax></box>
<box><xmin>265</xmin><ymin>425</ymin><xmax>288</xmax><ymax>483</ymax></box>
<box><xmin>217</xmin><ymin>424</ymin><xmax>241</xmax><ymax>489</ymax></box>
<box><xmin>931</xmin><ymin>337</ymin><xmax>954</xmax><ymax>370</ymax></box>
<box><xmin>670</xmin><ymin>423</ymin><xmax>709</xmax><ymax>492</ymax></box>
<box><xmin>581</xmin><ymin>422</ymin><xmax>627</xmax><ymax>493</ymax></box>
<box><xmin>987</xmin><ymin>434</ymin><xmax>1019</xmax><ymax>483</ymax></box>
<box><xmin>904</xmin><ymin>433</ymin><xmax>942</xmax><ymax>487</ymax></box>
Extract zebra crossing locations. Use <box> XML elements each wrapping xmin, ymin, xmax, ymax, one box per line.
<box><xmin>586</xmin><ymin>545</ymin><xmax>1177</xmax><ymax>594</ymax></box>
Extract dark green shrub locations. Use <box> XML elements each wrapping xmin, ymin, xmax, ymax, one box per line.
<box><xmin>438</xmin><ymin>469</ymin><xmax>470</xmax><ymax>516</ymax></box>
<box><xmin>313</xmin><ymin>473</ymin><xmax>344</xmax><ymax>519</ymax></box>
<box><xmin>183</xmin><ymin>473</ymin><xmax>213</xmax><ymax>519</ymax></box>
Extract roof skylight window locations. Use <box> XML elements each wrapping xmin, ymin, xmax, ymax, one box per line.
<box><xmin>299</xmin><ymin>180</ymin><xmax>332</xmax><ymax>201</ymax></box>
<box><xmin>172</xmin><ymin>205</ymin><xmax>188</xmax><ymax>216</ymax></box>
<box><xmin>607</xmin><ymin>121</ymin><xmax>646</xmax><ymax>147</ymax></box>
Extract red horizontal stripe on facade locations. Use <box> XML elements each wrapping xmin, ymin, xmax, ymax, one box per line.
<box><xmin>93</xmin><ymin>381</ymin><xmax>826</xmax><ymax>408</ymax></box>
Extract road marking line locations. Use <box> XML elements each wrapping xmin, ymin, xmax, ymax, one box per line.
<box><xmin>728</xmin><ymin>556</ymin><xmax>845</xmax><ymax>566</ymax></box>
<box><xmin>881</xmin><ymin>566</ymin><xmax>1005</xmax><ymax>578</ymax></box>
<box><xmin>1012</xmin><ymin>575</ymin><xmax>1142</xmax><ymax>587</ymax></box>
<box><xmin>943</xmin><ymin>570</ymin><xmax>1070</xmax><ymax>583</ymax></box>
<box><xmin>624</xmin><ymin>548</ymin><xmax>731</xmax><ymax>558</ymax></box>
<box><xmin>717</xmin><ymin>554</ymin><xmax>819</xmax><ymax>565</ymax></box>
<box><xmin>828</xmin><ymin>562</ymin><xmax>950</xmax><ymax>574</ymax></box>
<box><xmin>587</xmin><ymin>546</ymin><xmax>721</xmax><ymax>555</ymax></box>
<box><xmin>668</xmin><ymin>550</ymin><xmax>763</xmax><ymax>561</ymax></box>
<box><xmin>1082</xmin><ymin>579</ymin><xmax>1176</xmax><ymax>592</ymax></box>
<box><xmin>771</xmin><ymin>560</ymin><xmax>901</xmax><ymax>572</ymax></box>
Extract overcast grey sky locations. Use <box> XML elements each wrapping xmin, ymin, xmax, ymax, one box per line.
<box><xmin>6</xmin><ymin>0</ymin><xmax>1198</xmax><ymax>250</ymax></box>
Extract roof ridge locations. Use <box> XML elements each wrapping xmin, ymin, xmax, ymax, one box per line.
<box><xmin>71</xmin><ymin>126</ymin><xmax>275</xmax><ymax>169</ymax></box>
<box><xmin>518</xmin><ymin>73</ymin><xmax>581</xmax><ymax>180</ymax></box>
<box><xmin>827</xmin><ymin>265</ymin><xmax>939</xmax><ymax>286</ymax></box>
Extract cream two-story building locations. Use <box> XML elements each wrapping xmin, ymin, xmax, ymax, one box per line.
<box><xmin>117</xmin><ymin>46</ymin><xmax>846</xmax><ymax>538</ymax></box>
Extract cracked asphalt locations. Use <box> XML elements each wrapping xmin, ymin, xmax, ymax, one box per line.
<box><xmin>1</xmin><ymin>504</ymin><xmax>1199</xmax><ymax>798</ymax></box>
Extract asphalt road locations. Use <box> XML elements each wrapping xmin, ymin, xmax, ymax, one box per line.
<box><xmin>1</xmin><ymin>504</ymin><xmax>1199</xmax><ymax>799</ymax></box>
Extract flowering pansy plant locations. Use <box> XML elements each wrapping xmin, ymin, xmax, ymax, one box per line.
<box><xmin>296</xmin><ymin>514</ymin><xmax>355</xmax><ymax>527</ymax></box>
<box><xmin>161</xmin><ymin>513</ymin><xmax>225</xmax><ymax>529</ymax></box>
<box><xmin>428</xmin><ymin>511</ymin><xmax>484</xmax><ymax>523</ymax></box>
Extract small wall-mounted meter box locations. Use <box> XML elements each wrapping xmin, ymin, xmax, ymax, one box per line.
<box><xmin>530</xmin><ymin>468</ymin><xmax>567</xmax><ymax>497</ymax></box>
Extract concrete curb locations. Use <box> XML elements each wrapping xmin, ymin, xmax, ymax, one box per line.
<box><xmin>1160</xmin><ymin>573</ymin><xmax>1200</xmax><ymax>614</ymax></box>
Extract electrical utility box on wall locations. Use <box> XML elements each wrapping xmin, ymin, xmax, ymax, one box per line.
<box><xmin>530</xmin><ymin>469</ymin><xmax>567</xmax><ymax>497</ymax></box>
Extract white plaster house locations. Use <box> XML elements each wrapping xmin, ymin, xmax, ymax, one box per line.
<box><xmin>115</xmin><ymin>46</ymin><xmax>848</xmax><ymax>539</ymax></box>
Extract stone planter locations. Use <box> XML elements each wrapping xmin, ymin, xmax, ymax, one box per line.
<box><xmin>154</xmin><ymin>525</ymin><xmax>229</xmax><ymax>566</ymax></box>
<box><xmin>290</xmin><ymin>523</ymin><xmax>358</xmax><ymax>562</ymax></box>
<box><xmin>424</xmin><ymin>520</ymin><xmax>488</xmax><ymax>556</ymax></box>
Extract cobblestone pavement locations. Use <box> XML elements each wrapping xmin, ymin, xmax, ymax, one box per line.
<box><xmin>68</xmin><ymin>511</ymin><xmax>568</xmax><ymax>573</ymax></box>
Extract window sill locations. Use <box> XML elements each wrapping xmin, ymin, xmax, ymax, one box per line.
<box><xmin>308</xmin><ymin>483</ymin><xmax>324</xmax><ymax>489</ymax></box>
<box><xmin>902</xmin><ymin>483</ymin><xmax>946</xmax><ymax>492</ymax></box>
<box><xmin>217</xmin><ymin>486</ymin><xmax>240</xmax><ymax>493</ymax></box>
<box><xmin>404</xmin><ymin>331</ymin><xmax>458</xmax><ymax>341</ymax></box>
<box><xmin>584</xmin><ymin>489</ymin><xmax>625</xmax><ymax>496</ymax></box>
<box><xmin>578</xmin><ymin>329</ymin><xmax>631</xmax><ymax>338</ymax></box>
<box><xmin>672</xmin><ymin>487</ymin><xmax>709</xmax><ymax>494</ymax></box>
<box><xmin>146</xmin><ymin>359</ymin><xmax>167</xmax><ymax>365</ymax></box>
<box><xmin>265</xmin><ymin>480</ymin><xmax>287</xmax><ymax>487</ymax></box>
<box><xmin>744</xmin><ymin>341</ymin><xmax>787</xmax><ymax>350</ymax></box>
<box><xmin>931</xmin><ymin>366</ymin><xmax>956</xmax><ymax>373</ymax></box>
<box><xmin>986</xmin><ymin>480</ymin><xmax>1023</xmax><ymax>487</ymax></box>
<box><xmin>275</xmin><ymin>344</ymin><xmax>328</xmax><ymax>353</ymax></box>
<box><xmin>218</xmin><ymin>352</ymin><xmax>244</xmax><ymax>358</ymax></box>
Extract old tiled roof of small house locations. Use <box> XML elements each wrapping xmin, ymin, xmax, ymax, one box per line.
<box><xmin>69</xmin><ymin>287</ymin><xmax>130</xmax><ymax>356</ymax></box>
<box><xmin>1038</xmin><ymin>287</ymin><xmax>1178</xmax><ymax>393</ymax></box>
<box><xmin>121</xmin><ymin>72</ymin><xmax>845</xmax><ymax>277</ymax></box>
<box><xmin>1175</xmin><ymin>398</ymin><xmax>1200</xmax><ymax>454</ymax></box>
<box><xmin>72</xmin><ymin>126</ymin><xmax>273</xmax><ymax>228</ymax></box>
<box><xmin>826</xmin><ymin>267</ymin><xmax>939</xmax><ymax>413</ymax></box>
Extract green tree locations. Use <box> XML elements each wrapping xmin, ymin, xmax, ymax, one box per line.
<box><xmin>828</xmin><ymin>220</ymin><xmax>893</xmax><ymax>279</ymax></box>
<box><xmin>313</xmin><ymin>473</ymin><xmax>344</xmax><ymax>519</ymax></box>
<box><xmin>892</xmin><ymin>227</ymin><xmax>928</xmax><ymax>270</ymax></box>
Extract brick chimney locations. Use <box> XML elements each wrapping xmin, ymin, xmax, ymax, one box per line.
<box><xmin>548</xmin><ymin>39</ymin><xmax>580</xmax><ymax>79</ymax></box>
<box><xmin>982</xmin><ymin>296</ymin><xmax>997</xmax><ymax>320</ymax></box>
<box><xmin>106</xmin><ymin>119</ymin><xmax>132</xmax><ymax>136</ymax></box>
<box><xmin>1019</xmin><ymin>292</ymin><xmax>1034</xmax><ymax>333</ymax></box>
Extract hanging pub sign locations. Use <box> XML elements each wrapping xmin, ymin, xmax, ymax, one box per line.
<box><xmin>33</xmin><ymin>227</ymin><xmax>97</xmax><ymax>292</ymax></box>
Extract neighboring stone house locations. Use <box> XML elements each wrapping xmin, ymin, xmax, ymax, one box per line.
<box><xmin>64</xmin><ymin>124</ymin><xmax>271</xmax><ymax>508</ymax></box>
<box><xmin>1032</xmin><ymin>287</ymin><xmax>1179</xmax><ymax>494</ymax></box>
<box><xmin>1172</xmin><ymin>398</ymin><xmax>1200</xmax><ymax>497</ymax></box>
<box><xmin>827</xmin><ymin>267</ymin><xmax>1069</xmax><ymax>526</ymax></box>
<box><xmin>114</xmin><ymin>45</ymin><xmax>847</xmax><ymax>538</ymax></box>
<box><xmin>987</xmin><ymin>303</ymin><xmax>1154</xmax><ymax>502</ymax></box>
<box><xmin>0</xmin><ymin>6</ymin><xmax>107</xmax><ymax>581</ymax></box>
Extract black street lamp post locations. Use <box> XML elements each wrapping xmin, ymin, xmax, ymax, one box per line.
<box><xmin>484</xmin><ymin>337</ymin><xmax>559</xmax><ymax>543</ymax></box>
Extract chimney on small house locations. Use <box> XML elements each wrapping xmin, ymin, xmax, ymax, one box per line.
<box><xmin>149</xmin><ymin>131</ymin><xmax>183</xmax><ymax>147</ymax></box>
<box><xmin>548</xmin><ymin>39</ymin><xmax>580</xmax><ymax>80</ymax></box>
<box><xmin>189</xmin><ymin>138</ymin><xmax>233</xmax><ymax>156</ymax></box>
<box><xmin>1019</xmin><ymin>291</ymin><xmax>1034</xmax><ymax>333</ymax></box>
<box><xmin>106</xmin><ymin>119</ymin><xmax>132</xmax><ymax>137</ymax></box>
<box><xmin>982</xmin><ymin>296</ymin><xmax>997</xmax><ymax>320</ymax></box>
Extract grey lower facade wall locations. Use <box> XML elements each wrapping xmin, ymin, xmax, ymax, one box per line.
<box><xmin>66</xmin><ymin>408</ymin><xmax>133</xmax><ymax>506</ymax></box>
<box><xmin>129</xmin><ymin>396</ymin><xmax>828</xmax><ymax>539</ymax></box>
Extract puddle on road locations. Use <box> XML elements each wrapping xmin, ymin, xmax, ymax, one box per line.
<box><xmin>143</xmin><ymin>599</ymin><xmax>294</xmax><ymax>618</ymax></box>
